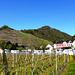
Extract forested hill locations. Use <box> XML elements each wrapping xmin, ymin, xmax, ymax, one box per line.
<box><xmin>21</xmin><ymin>26</ymin><xmax>72</xmax><ymax>42</ymax></box>
<box><xmin>0</xmin><ymin>25</ymin><xmax>52</xmax><ymax>49</ymax></box>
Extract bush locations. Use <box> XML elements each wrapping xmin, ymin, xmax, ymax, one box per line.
<box><xmin>33</xmin><ymin>69</ymin><xmax>38</xmax><ymax>75</ymax></box>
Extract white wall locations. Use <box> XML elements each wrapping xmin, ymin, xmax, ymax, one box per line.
<box><xmin>11</xmin><ymin>50</ymin><xmax>19</xmax><ymax>53</ymax></box>
<box><xmin>72</xmin><ymin>40</ymin><xmax>75</xmax><ymax>47</ymax></box>
<box><xmin>54</xmin><ymin>44</ymin><xmax>56</xmax><ymax>49</ymax></box>
<box><xmin>0</xmin><ymin>49</ymin><xmax>3</xmax><ymax>53</ymax></box>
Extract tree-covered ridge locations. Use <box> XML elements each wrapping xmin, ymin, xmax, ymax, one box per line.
<box><xmin>0</xmin><ymin>25</ymin><xmax>13</xmax><ymax>30</ymax></box>
<box><xmin>21</xmin><ymin>26</ymin><xmax>72</xmax><ymax>43</ymax></box>
<box><xmin>0</xmin><ymin>25</ymin><xmax>52</xmax><ymax>50</ymax></box>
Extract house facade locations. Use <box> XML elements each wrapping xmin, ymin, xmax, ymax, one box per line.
<box><xmin>54</xmin><ymin>40</ymin><xmax>75</xmax><ymax>50</ymax></box>
<box><xmin>46</xmin><ymin>44</ymin><xmax>53</xmax><ymax>50</ymax></box>
<box><xmin>54</xmin><ymin>41</ymin><xmax>67</xmax><ymax>49</ymax></box>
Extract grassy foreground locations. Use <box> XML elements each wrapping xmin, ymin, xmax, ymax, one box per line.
<box><xmin>0</xmin><ymin>53</ymin><xmax>75</xmax><ymax>75</ymax></box>
<box><xmin>61</xmin><ymin>55</ymin><xmax>75</xmax><ymax>75</ymax></box>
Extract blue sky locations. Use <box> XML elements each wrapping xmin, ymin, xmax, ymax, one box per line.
<box><xmin>0</xmin><ymin>0</ymin><xmax>75</xmax><ymax>36</ymax></box>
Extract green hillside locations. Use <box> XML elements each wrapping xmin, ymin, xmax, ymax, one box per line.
<box><xmin>21</xmin><ymin>26</ymin><xmax>72</xmax><ymax>43</ymax></box>
<box><xmin>0</xmin><ymin>25</ymin><xmax>52</xmax><ymax>49</ymax></box>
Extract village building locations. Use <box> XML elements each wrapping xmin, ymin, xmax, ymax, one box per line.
<box><xmin>54</xmin><ymin>41</ymin><xmax>67</xmax><ymax>49</ymax></box>
<box><xmin>45</xmin><ymin>44</ymin><xmax>53</xmax><ymax>54</ymax></box>
<box><xmin>46</xmin><ymin>44</ymin><xmax>53</xmax><ymax>50</ymax></box>
<box><xmin>72</xmin><ymin>40</ymin><xmax>75</xmax><ymax>48</ymax></box>
<box><xmin>67</xmin><ymin>40</ymin><xmax>72</xmax><ymax>47</ymax></box>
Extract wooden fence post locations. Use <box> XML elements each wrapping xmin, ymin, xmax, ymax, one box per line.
<box><xmin>59</xmin><ymin>65</ymin><xmax>61</xmax><ymax>75</ymax></box>
<box><xmin>32</xmin><ymin>51</ymin><xmax>34</xmax><ymax>75</ymax></box>
<box><xmin>3</xmin><ymin>50</ymin><xmax>10</xmax><ymax>75</ymax></box>
<box><xmin>51</xmin><ymin>70</ymin><xmax>54</xmax><ymax>75</ymax></box>
<box><xmin>41</xmin><ymin>52</ymin><xmax>43</xmax><ymax>73</ymax></box>
<box><xmin>25</xmin><ymin>52</ymin><xmax>27</xmax><ymax>75</ymax></box>
<box><xmin>37</xmin><ymin>67</ymin><xmax>39</xmax><ymax>75</ymax></box>
<box><xmin>56</xmin><ymin>51</ymin><xmax>57</xmax><ymax>75</ymax></box>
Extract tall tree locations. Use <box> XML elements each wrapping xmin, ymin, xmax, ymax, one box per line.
<box><xmin>0</xmin><ymin>40</ymin><xmax>10</xmax><ymax>75</ymax></box>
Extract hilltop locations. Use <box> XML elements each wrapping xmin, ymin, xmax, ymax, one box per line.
<box><xmin>21</xmin><ymin>26</ymin><xmax>72</xmax><ymax>43</ymax></box>
<box><xmin>0</xmin><ymin>25</ymin><xmax>52</xmax><ymax>49</ymax></box>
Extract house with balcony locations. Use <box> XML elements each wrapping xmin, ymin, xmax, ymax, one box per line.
<box><xmin>54</xmin><ymin>41</ymin><xmax>68</xmax><ymax>50</ymax></box>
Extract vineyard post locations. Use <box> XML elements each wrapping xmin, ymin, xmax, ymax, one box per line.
<box><xmin>16</xmin><ymin>53</ymin><xmax>17</xmax><ymax>64</ymax></box>
<box><xmin>19</xmin><ymin>52</ymin><xmax>21</xmax><ymax>73</ymax></box>
<box><xmin>20</xmin><ymin>54</ymin><xmax>22</xmax><ymax>72</ymax></box>
<box><xmin>56</xmin><ymin>50</ymin><xmax>57</xmax><ymax>75</ymax></box>
<box><xmin>68</xmin><ymin>53</ymin><xmax>69</xmax><ymax>62</ymax></box>
<box><xmin>37</xmin><ymin>52</ymin><xmax>38</xmax><ymax>67</ymax></box>
<box><xmin>45</xmin><ymin>54</ymin><xmax>46</xmax><ymax>67</ymax></box>
<box><xmin>34</xmin><ymin>53</ymin><xmax>36</xmax><ymax>69</ymax></box>
<box><xmin>64</xmin><ymin>53</ymin><xmax>65</xmax><ymax>66</ymax></box>
<box><xmin>38</xmin><ymin>67</ymin><xmax>39</xmax><ymax>75</ymax></box>
<box><xmin>32</xmin><ymin>50</ymin><xmax>34</xmax><ymax>75</ymax></box>
<box><xmin>41</xmin><ymin>52</ymin><xmax>43</xmax><ymax>73</ymax></box>
<box><xmin>11</xmin><ymin>53</ymin><xmax>14</xmax><ymax>75</ymax></box>
<box><xmin>25</xmin><ymin>51</ymin><xmax>27</xmax><ymax>75</ymax></box>
<box><xmin>49</xmin><ymin>53</ymin><xmax>51</xmax><ymax>67</ymax></box>
<box><xmin>58</xmin><ymin>53</ymin><xmax>59</xmax><ymax>62</ymax></box>
<box><xmin>0</xmin><ymin>40</ymin><xmax>10</xmax><ymax>75</ymax></box>
<box><xmin>67</xmin><ymin>53</ymin><xmax>69</xmax><ymax>63</ymax></box>
<box><xmin>3</xmin><ymin>50</ymin><xmax>10</xmax><ymax>75</ymax></box>
<box><xmin>16</xmin><ymin>53</ymin><xmax>18</xmax><ymax>75</ymax></box>
<box><xmin>50</xmin><ymin>50</ymin><xmax>51</xmax><ymax>66</ymax></box>
<box><xmin>69</xmin><ymin>55</ymin><xmax>70</xmax><ymax>62</ymax></box>
<box><xmin>36</xmin><ymin>52</ymin><xmax>39</xmax><ymax>75</ymax></box>
<box><xmin>51</xmin><ymin>70</ymin><xmax>54</xmax><ymax>75</ymax></box>
<box><xmin>59</xmin><ymin>64</ymin><xmax>61</xmax><ymax>75</ymax></box>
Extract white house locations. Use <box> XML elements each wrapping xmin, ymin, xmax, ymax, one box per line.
<box><xmin>72</xmin><ymin>40</ymin><xmax>75</xmax><ymax>48</ymax></box>
<box><xmin>46</xmin><ymin>44</ymin><xmax>53</xmax><ymax>50</ymax></box>
<box><xmin>67</xmin><ymin>40</ymin><xmax>72</xmax><ymax>47</ymax></box>
<box><xmin>0</xmin><ymin>48</ymin><xmax>3</xmax><ymax>54</ymax></box>
<box><xmin>45</xmin><ymin>44</ymin><xmax>53</xmax><ymax>54</ymax></box>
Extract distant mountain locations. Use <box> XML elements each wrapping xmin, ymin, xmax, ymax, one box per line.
<box><xmin>0</xmin><ymin>25</ymin><xmax>52</xmax><ymax>49</ymax></box>
<box><xmin>21</xmin><ymin>26</ymin><xmax>72</xmax><ymax>43</ymax></box>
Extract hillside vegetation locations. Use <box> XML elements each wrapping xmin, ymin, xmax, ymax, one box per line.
<box><xmin>21</xmin><ymin>26</ymin><xmax>72</xmax><ymax>42</ymax></box>
<box><xmin>0</xmin><ymin>25</ymin><xmax>52</xmax><ymax>49</ymax></box>
<box><xmin>71</xmin><ymin>35</ymin><xmax>75</xmax><ymax>40</ymax></box>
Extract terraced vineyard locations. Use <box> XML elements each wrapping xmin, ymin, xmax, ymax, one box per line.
<box><xmin>0</xmin><ymin>52</ymin><xmax>75</xmax><ymax>75</ymax></box>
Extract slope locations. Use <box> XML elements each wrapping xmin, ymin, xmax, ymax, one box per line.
<box><xmin>0</xmin><ymin>25</ymin><xmax>52</xmax><ymax>49</ymax></box>
<box><xmin>21</xmin><ymin>26</ymin><xmax>72</xmax><ymax>42</ymax></box>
